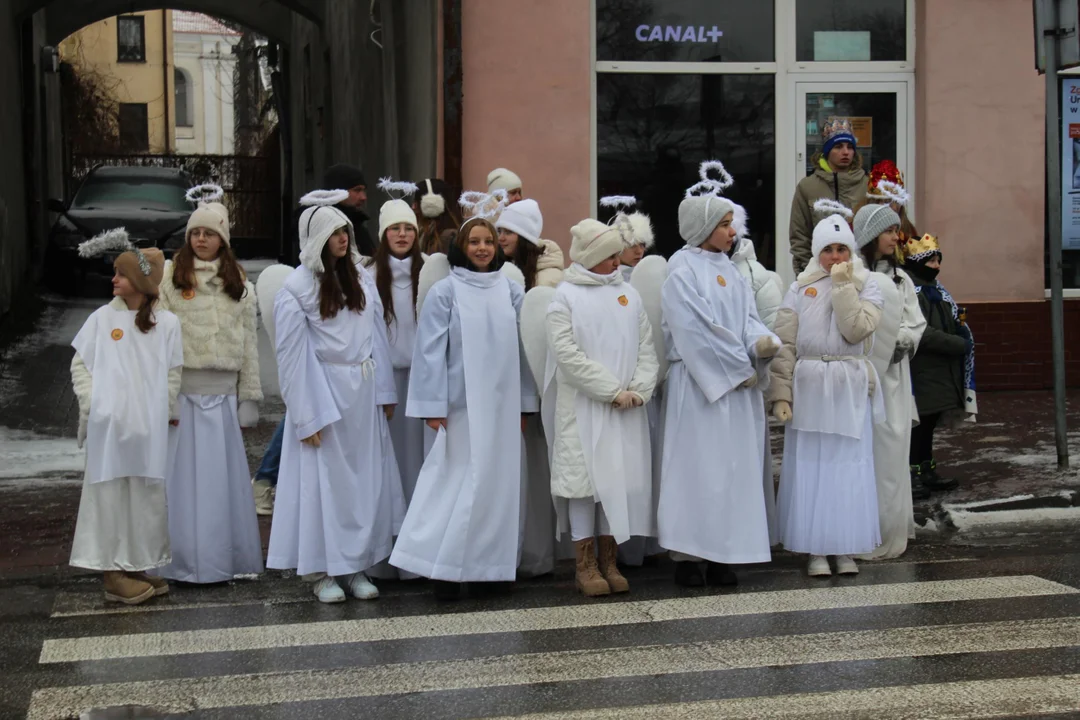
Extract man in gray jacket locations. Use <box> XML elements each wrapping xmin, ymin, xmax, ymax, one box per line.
<box><xmin>788</xmin><ymin>117</ymin><xmax>867</xmax><ymax>274</ymax></box>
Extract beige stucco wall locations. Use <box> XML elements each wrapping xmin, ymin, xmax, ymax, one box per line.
<box><xmin>59</xmin><ymin>10</ymin><xmax>175</xmax><ymax>153</ymax></box>
<box><xmin>461</xmin><ymin>0</ymin><xmax>590</xmax><ymax>256</ymax></box>
<box><xmin>916</xmin><ymin>0</ymin><xmax>1045</xmax><ymax>302</ymax></box>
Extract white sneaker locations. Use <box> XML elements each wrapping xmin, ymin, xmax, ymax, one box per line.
<box><xmin>345</xmin><ymin>572</ymin><xmax>379</xmax><ymax>600</ymax></box>
<box><xmin>252</xmin><ymin>478</ymin><xmax>274</xmax><ymax>516</ymax></box>
<box><xmin>808</xmin><ymin>555</ymin><xmax>832</xmax><ymax>577</ymax></box>
<box><xmin>313</xmin><ymin>576</ymin><xmax>345</xmax><ymax>603</ymax></box>
<box><xmin>835</xmin><ymin>555</ymin><xmax>859</xmax><ymax>575</ymax></box>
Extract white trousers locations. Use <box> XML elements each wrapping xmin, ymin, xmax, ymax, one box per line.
<box><xmin>568</xmin><ymin>498</ymin><xmax>612</xmax><ymax>542</ymax></box>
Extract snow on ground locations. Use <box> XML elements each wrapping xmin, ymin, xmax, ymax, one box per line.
<box><xmin>0</xmin><ymin>428</ymin><xmax>84</xmax><ymax>481</ymax></box>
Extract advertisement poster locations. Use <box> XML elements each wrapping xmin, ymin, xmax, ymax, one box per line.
<box><xmin>1061</xmin><ymin>78</ymin><xmax>1080</xmax><ymax>250</ymax></box>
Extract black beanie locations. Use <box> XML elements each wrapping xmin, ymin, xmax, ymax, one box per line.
<box><xmin>323</xmin><ymin>164</ymin><xmax>367</xmax><ymax>191</ymax></box>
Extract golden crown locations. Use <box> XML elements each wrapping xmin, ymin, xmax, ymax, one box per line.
<box><xmin>902</xmin><ymin>233</ymin><xmax>941</xmax><ymax>261</ymax></box>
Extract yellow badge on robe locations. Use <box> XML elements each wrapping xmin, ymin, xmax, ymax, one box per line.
<box><xmin>805</xmin><ymin>287</ymin><xmax>818</xmax><ymax>298</ymax></box>
<box><xmin>716</xmin><ymin>275</ymin><xmax>727</xmax><ymax>287</ymax></box>
<box><xmin>181</xmin><ymin>289</ymin><xmax>196</xmax><ymax>300</ymax></box>
<box><xmin>618</xmin><ymin>295</ymin><xmax>629</xmax><ymax>306</ymax></box>
<box><xmin>110</xmin><ymin>328</ymin><xmax>124</xmax><ymax>341</ymax></box>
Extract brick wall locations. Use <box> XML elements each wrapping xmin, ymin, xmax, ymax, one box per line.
<box><xmin>965</xmin><ymin>300</ymin><xmax>1080</xmax><ymax>390</ymax></box>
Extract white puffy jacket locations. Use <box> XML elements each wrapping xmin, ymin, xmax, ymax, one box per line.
<box><xmin>730</xmin><ymin>237</ymin><xmax>784</xmax><ymax>331</ymax></box>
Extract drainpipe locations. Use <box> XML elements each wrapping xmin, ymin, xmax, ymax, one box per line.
<box><xmin>162</xmin><ymin>9</ymin><xmax>171</xmax><ymax>153</ymax></box>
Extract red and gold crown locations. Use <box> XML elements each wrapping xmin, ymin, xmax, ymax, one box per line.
<box><xmin>868</xmin><ymin>160</ymin><xmax>904</xmax><ymax>192</ymax></box>
<box><xmin>901</xmin><ymin>233</ymin><xmax>941</xmax><ymax>263</ymax></box>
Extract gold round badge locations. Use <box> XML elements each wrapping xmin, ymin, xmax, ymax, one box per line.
<box><xmin>618</xmin><ymin>295</ymin><xmax>629</xmax><ymax>306</ymax></box>
<box><xmin>181</xmin><ymin>289</ymin><xmax>196</xmax><ymax>300</ymax></box>
<box><xmin>805</xmin><ymin>287</ymin><xmax>818</xmax><ymax>298</ymax></box>
<box><xmin>111</xmin><ymin>328</ymin><xmax>124</xmax><ymax>341</ymax></box>
<box><xmin>716</xmin><ymin>275</ymin><xmax>727</xmax><ymax>287</ymax></box>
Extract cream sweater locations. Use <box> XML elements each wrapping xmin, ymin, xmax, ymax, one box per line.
<box><xmin>158</xmin><ymin>258</ymin><xmax>262</xmax><ymax>403</ymax></box>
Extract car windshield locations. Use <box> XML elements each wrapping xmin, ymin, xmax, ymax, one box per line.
<box><xmin>73</xmin><ymin>174</ymin><xmax>191</xmax><ymax>212</ymax></box>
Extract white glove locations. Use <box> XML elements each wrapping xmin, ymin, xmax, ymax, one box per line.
<box><xmin>772</xmin><ymin>400</ymin><xmax>792</xmax><ymax>424</ymax></box>
<box><xmin>739</xmin><ymin>373</ymin><xmax>759</xmax><ymax>390</ymax></box>
<box><xmin>830</xmin><ymin>261</ymin><xmax>854</xmax><ymax>285</ymax></box>
<box><xmin>237</xmin><ymin>400</ymin><xmax>259</xmax><ymax>428</ymax></box>
<box><xmin>77</xmin><ymin>418</ymin><xmax>87</xmax><ymax>449</ymax></box>
<box><xmin>612</xmin><ymin>391</ymin><xmax>636</xmax><ymax>410</ymax></box>
<box><xmin>755</xmin><ymin>336</ymin><xmax>781</xmax><ymax>360</ymax></box>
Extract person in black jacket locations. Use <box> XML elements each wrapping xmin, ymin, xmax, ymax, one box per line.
<box><xmin>289</xmin><ymin>165</ymin><xmax>374</xmax><ymax>262</ymax></box>
<box><xmin>903</xmin><ymin>233</ymin><xmax>970</xmax><ymax>494</ymax></box>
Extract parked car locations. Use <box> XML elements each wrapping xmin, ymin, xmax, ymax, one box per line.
<box><xmin>47</xmin><ymin>166</ymin><xmax>194</xmax><ymax>294</ymax></box>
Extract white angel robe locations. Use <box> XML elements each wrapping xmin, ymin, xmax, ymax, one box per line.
<box><xmin>266</xmin><ymin>264</ymin><xmax>406</xmax><ymax>577</ymax></box>
<box><xmin>657</xmin><ymin>248</ymin><xmax>778</xmax><ymax>565</ymax></box>
<box><xmin>544</xmin><ymin>265</ymin><xmax>658</xmax><ymax>544</ymax></box>
<box><xmin>864</xmin><ymin>265</ymin><xmax>926</xmax><ymax>559</ymax></box>
<box><xmin>390</xmin><ymin>267</ymin><xmax>539</xmax><ymax>582</ymax></box>
<box><xmin>383</xmin><ymin>256</ymin><xmax>425</xmax><ymax>503</ymax></box>
<box><xmin>775</xmin><ymin>271</ymin><xmax>884</xmax><ymax>556</ymax></box>
<box><xmin>70</xmin><ymin>302</ymin><xmax>183</xmax><ymax>571</ymax></box>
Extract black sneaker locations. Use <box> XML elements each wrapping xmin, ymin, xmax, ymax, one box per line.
<box><xmin>922</xmin><ymin>459</ymin><xmax>959</xmax><ymax>492</ymax></box>
<box><xmin>469</xmin><ymin>581</ymin><xmax>513</xmax><ymax>598</ymax></box>
<box><xmin>705</xmin><ymin>562</ymin><xmax>738</xmax><ymax>587</ymax></box>
<box><xmin>674</xmin><ymin>561</ymin><xmax>705</xmax><ymax>587</ymax></box>
<box><xmin>432</xmin><ymin>580</ymin><xmax>462</xmax><ymax>601</ymax></box>
<box><xmin>910</xmin><ymin>464</ymin><xmax>932</xmax><ymax>501</ymax></box>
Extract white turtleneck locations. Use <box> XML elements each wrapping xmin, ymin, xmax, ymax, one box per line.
<box><xmin>387</xmin><ymin>256</ymin><xmax>417</xmax><ymax>369</ymax></box>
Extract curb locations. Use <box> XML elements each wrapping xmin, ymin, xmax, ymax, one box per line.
<box><xmin>930</xmin><ymin>490</ymin><xmax>1080</xmax><ymax>531</ymax></box>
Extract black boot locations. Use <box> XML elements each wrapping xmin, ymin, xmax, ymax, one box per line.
<box><xmin>705</xmin><ymin>562</ymin><xmax>738</xmax><ymax>587</ymax></box>
<box><xmin>674</xmin><ymin>561</ymin><xmax>704</xmax><ymax>587</ymax></box>
<box><xmin>910</xmin><ymin>464</ymin><xmax>932</xmax><ymax>501</ymax></box>
<box><xmin>432</xmin><ymin>580</ymin><xmax>462</xmax><ymax>601</ymax></box>
<box><xmin>922</xmin><ymin>459</ymin><xmax>958</xmax><ymax>492</ymax></box>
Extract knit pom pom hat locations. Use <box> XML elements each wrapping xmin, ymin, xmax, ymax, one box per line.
<box><xmin>570</xmin><ymin>218</ymin><xmax>625</xmax><ymax>270</ymax></box>
<box><xmin>811</xmin><ymin>214</ymin><xmax>858</xmax><ymax>258</ymax></box>
<box><xmin>853</xmin><ymin>203</ymin><xmax>902</xmax><ymax>250</ymax></box>
<box><xmin>487</xmin><ymin>168</ymin><xmax>523</xmax><ymax>193</ymax></box>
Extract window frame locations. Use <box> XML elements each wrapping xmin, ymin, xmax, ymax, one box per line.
<box><xmin>116</xmin><ymin>14</ymin><xmax>147</xmax><ymax>64</ymax></box>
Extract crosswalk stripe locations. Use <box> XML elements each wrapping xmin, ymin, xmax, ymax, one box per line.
<box><xmin>37</xmin><ymin>575</ymin><xmax>1076</xmax><ymax>663</ymax></box>
<box><xmin>482</xmin><ymin>674</ymin><xmax>1080</xmax><ymax>720</ymax></box>
<box><xmin>26</xmin><ymin>617</ymin><xmax>1080</xmax><ymax>720</ymax></box>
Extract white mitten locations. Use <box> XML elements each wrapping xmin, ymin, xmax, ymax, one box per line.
<box><xmin>238</xmin><ymin>400</ymin><xmax>259</xmax><ymax>428</ymax></box>
<box><xmin>739</xmin><ymin>373</ymin><xmax>759</xmax><ymax>390</ymax></box>
<box><xmin>755</xmin><ymin>336</ymin><xmax>781</xmax><ymax>359</ymax></box>
<box><xmin>830</xmin><ymin>261</ymin><xmax>854</xmax><ymax>285</ymax></box>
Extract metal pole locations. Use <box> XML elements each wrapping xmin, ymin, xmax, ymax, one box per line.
<box><xmin>1045</xmin><ymin>0</ymin><xmax>1071</xmax><ymax>469</ymax></box>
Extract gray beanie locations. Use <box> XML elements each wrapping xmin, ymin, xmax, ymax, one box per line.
<box><xmin>678</xmin><ymin>195</ymin><xmax>736</xmax><ymax>248</ymax></box>
<box><xmin>853</xmin><ymin>204</ymin><xmax>901</xmax><ymax>250</ymax></box>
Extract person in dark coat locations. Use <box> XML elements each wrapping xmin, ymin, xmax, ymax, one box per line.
<box><xmin>289</xmin><ymin>164</ymin><xmax>374</xmax><ymax>261</ymax></box>
<box><xmin>903</xmin><ymin>233</ymin><xmax>970</xmax><ymax>495</ymax></box>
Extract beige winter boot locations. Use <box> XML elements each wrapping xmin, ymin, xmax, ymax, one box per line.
<box><xmin>597</xmin><ymin>535</ymin><xmax>630</xmax><ymax>593</ymax></box>
<box><xmin>574</xmin><ymin>538</ymin><xmax>611</xmax><ymax>597</ymax></box>
<box><xmin>128</xmin><ymin>571</ymin><xmax>170</xmax><ymax>596</ymax></box>
<box><xmin>103</xmin><ymin>571</ymin><xmax>155</xmax><ymax>605</ymax></box>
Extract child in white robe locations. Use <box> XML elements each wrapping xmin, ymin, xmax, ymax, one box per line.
<box><xmin>267</xmin><ymin>194</ymin><xmax>405</xmax><ymax>603</ymax></box>
<box><xmin>545</xmin><ymin>218</ymin><xmax>658</xmax><ymax>597</ymax></box>
<box><xmin>390</xmin><ymin>216</ymin><xmax>539</xmax><ymax>600</ymax></box>
<box><xmin>769</xmin><ymin>215</ymin><xmax>884</xmax><ymax>577</ymax></box>
<box><xmin>70</xmin><ymin>233</ymin><xmax>182</xmax><ymax>604</ymax></box>
<box><xmin>658</xmin><ymin>191</ymin><xmax>780</xmax><ymax>588</ymax></box>
<box><xmin>156</xmin><ymin>188</ymin><xmax>264</xmax><ymax>584</ymax></box>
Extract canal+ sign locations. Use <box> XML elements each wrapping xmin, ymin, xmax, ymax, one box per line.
<box><xmin>635</xmin><ymin>24</ymin><xmax>723</xmax><ymax>43</ymax></box>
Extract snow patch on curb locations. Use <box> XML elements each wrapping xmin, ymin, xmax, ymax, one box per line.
<box><xmin>945</xmin><ymin>506</ymin><xmax>1080</xmax><ymax>531</ymax></box>
<box><xmin>0</xmin><ymin>427</ymin><xmax>84</xmax><ymax>480</ymax></box>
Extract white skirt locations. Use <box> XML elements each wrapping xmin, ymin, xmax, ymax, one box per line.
<box><xmin>777</xmin><ymin>407</ymin><xmax>880</xmax><ymax>556</ymax></box>
<box><xmin>618</xmin><ymin>389</ymin><xmax>665</xmax><ymax>565</ymax></box>
<box><xmin>70</xmin><ymin>476</ymin><xmax>170</xmax><ymax>572</ymax></box>
<box><xmin>155</xmin><ymin>393</ymin><xmax>265</xmax><ymax>583</ymax></box>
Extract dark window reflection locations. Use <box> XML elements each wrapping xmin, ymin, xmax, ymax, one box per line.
<box><xmin>796</xmin><ymin>0</ymin><xmax>906</xmax><ymax>61</ymax></box>
<box><xmin>597</xmin><ymin>0</ymin><xmax>774</xmax><ymax>63</ymax></box>
<box><xmin>597</xmin><ymin>73</ymin><xmax>776</xmax><ymax>268</ymax></box>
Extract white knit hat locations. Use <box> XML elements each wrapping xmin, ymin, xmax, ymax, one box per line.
<box><xmin>811</xmin><ymin>214</ymin><xmax>858</xmax><ymax>258</ymax></box>
<box><xmin>494</xmin><ymin>198</ymin><xmax>543</xmax><ymax>246</ymax></box>
<box><xmin>570</xmin><ymin>218</ymin><xmax>624</xmax><ymax>270</ymax></box>
<box><xmin>298</xmin><ymin>191</ymin><xmax>361</xmax><ymax>273</ymax></box>
<box><xmin>678</xmin><ymin>194</ymin><xmax>735</xmax><ymax>248</ymax></box>
<box><xmin>487</xmin><ymin>167</ymin><xmax>523</xmax><ymax>193</ymax></box>
<box><xmin>186</xmin><ymin>201</ymin><xmax>231</xmax><ymax>246</ymax></box>
<box><xmin>378</xmin><ymin>199</ymin><xmax>419</xmax><ymax>240</ymax></box>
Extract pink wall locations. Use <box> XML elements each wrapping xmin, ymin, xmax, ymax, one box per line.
<box><xmin>916</xmin><ymin>0</ymin><xmax>1045</xmax><ymax>302</ymax></box>
<box><xmin>461</xmin><ymin>0</ymin><xmax>591</xmax><ymax>258</ymax></box>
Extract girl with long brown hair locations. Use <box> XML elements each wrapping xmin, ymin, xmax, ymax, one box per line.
<box><xmin>156</xmin><ymin>186</ymin><xmax>264</xmax><ymax>584</ymax></box>
<box><xmin>267</xmin><ymin>191</ymin><xmax>404</xmax><ymax>604</ymax></box>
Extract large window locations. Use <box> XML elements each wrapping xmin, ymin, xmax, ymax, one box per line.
<box><xmin>118</xmin><ymin>103</ymin><xmax>149</xmax><ymax>152</ymax></box>
<box><xmin>796</xmin><ymin>0</ymin><xmax>907</xmax><ymax>61</ymax></box>
<box><xmin>117</xmin><ymin>15</ymin><xmax>146</xmax><ymax>63</ymax></box>
<box><xmin>175</xmin><ymin>68</ymin><xmax>193</xmax><ymax>128</ymax></box>
<box><xmin>597</xmin><ymin>73</ymin><xmax>776</xmax><ymax>265</ymax></box>
<box><xmin>596</xmin><ymin>0</ymin><xmax>775</xmax><ymax>63</ymax></box>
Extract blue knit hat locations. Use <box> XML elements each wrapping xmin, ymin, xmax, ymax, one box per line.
<box><xmin>822</xmin><ymin>117</ymin><xmax>857</xmax><ymax>157</ymax></box>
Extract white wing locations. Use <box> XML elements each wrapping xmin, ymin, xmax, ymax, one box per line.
<box><xmin>500</xmin><ymin>261</ymin><xmax>525</xmax><ymax>287</ymax></box>
<box><xmin>254</xmin><ymin>263</ymin><xmax>294</xmax><ymax>350</ymax></box>
<box><xmin>417</xmin><ymin>252</ymin><xmax>451</xmax><ymax>316</ymax></box>
<box><xmin>520</xmin><ymin>285</ymin><xmax>556</xmax><ymax>391</ymax></box>
<box><xmin>630</xmin><ymin>255</ymin><xmax>669</xmax><ymax>382</ymax></box>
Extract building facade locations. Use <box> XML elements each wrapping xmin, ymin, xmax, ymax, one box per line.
<box><xmin>172</xmin><ymin>11</ymin><xmax>240</xmax><ymax>155</ymax></box>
